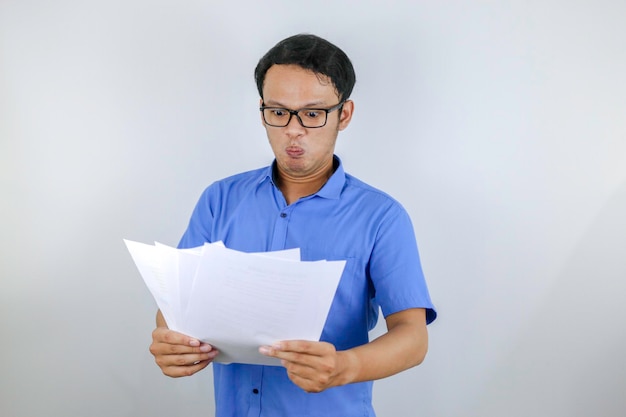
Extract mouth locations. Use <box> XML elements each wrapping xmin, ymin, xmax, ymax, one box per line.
<box><xmin>285</xmin><ymin>146</ymin><xmax>304</xmax><ymax>158</ymax></box>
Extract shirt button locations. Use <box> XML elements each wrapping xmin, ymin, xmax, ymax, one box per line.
<box><xmin>252</xmin><ymin>388</ymin><xmax>259</xmax><ymax>394</ymax></box>
<box><xmin>280</xmin><ymin>213</ymin><xmax>287</xmax><ymax>218</ymax></box>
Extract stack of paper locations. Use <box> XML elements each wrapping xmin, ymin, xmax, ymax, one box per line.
<box><xmin>124</xmin><ymin>240</ymin><xmax>346</xmax><ymax>366</ymax></box>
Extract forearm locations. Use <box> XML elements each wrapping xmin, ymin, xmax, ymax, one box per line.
<box><xmin>339</xmin><ymin>308</ymin><xmax>428</xmax><ymax>385</ymax></box>
<box><xmin>259</xmin><ymin>308</ymin><xmax>429</xmax><ymax>392</ymax></box>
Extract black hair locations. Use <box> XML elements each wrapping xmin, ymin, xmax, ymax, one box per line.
<box><xmin>254</xmin><ymin>34</ymin><xmax>356</xmax><ymax>101</ymax></box>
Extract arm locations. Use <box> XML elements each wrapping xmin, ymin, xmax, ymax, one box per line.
<box><xmin>259</xmin><ymin>307</ymin><xmax>428</xmax><ymax>392</ymax></box>
<box><xmin>149</xmin><ymin>310</ymin><xmax>219</xmax><ymax>377</ymax></box>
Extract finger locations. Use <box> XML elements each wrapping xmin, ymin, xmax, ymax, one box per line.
<box><xmin>152</xmin><ymin>329</ymin><xmax>215</xmax><ymax>354</ymax></box>
<box><xmin>261</xmin><ymin>341</ymin><xmax>332</xmax><ymax>361</ymax></box>
<box><xmin>259</xmin><ymin>347</ymin><xmax>322</xmax><ymax>371</ymax></box>
<box><xmin>153</xmin><ymin>328</ymin><xmax>204</xmax><ymax>347</ymax></box>
<box><xmin>162</xmin><ymin>342</ymin><xmax>214</xmax><ymax>355</ymax></box>
<box><xmin>278</xmin><ymin>340</ymin><xmax>337</xmax><ymax>357</ymax></box>
<box><xmin>284</xmin><ymin>369</ymin><xmax>327</xmax><ymax>393</ymax></box>
<box><xmin>162</xmin><ymin>358</ymin><xmax>212</xmax><ymax>378</ymax></box>
<box><xmin>272</xmin><ymin>340</ymin><xmax>318</xmax><ymax>354</ymax></box>
<box><xmin>156</xmin><ymin>350</ymin><xmax>218</xmax><ymax>367</ymax></box>
<box><xmin>150</xmin><ymin>340</ymin><xmax>215</xmax><ymax>358</ymax></box>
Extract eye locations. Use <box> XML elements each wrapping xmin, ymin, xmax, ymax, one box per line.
<box><xmin>271</xmin><ymin>109</ymin><xmax>288</xmax><ymax>117</ymax></box>
<box><xmin>302</xmin><ymin>110</ymin><xmax>321</xmax><ymax>119</ymax></box>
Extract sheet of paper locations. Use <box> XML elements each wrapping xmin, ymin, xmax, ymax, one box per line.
<box><xmin>125</xmin><ymin>239</ymin><xmax>344</xmax><ymax>366</ymax></box>
<box><xmin>124</xmin><ymin>240</ymin><xmax>178</xmax><ymax>329</ymax></box>
<box><xmin>252</xmin><ymin>246</ymin><xmax>301</xmax><ymax>261</ymax></box>
<box><xmin>182</xmin><ymin>244</ymin><xmax>345</xmax><ymax>365</ymax></box>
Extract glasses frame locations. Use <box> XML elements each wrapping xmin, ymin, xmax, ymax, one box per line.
<box><xmin>259</xmin><ymin>101</ymin><xmax>346</xmax><ymax>128</ymax></box>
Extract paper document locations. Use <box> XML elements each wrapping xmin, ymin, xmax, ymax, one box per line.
<box><xmin>124</xmin><ymin>240</ymin><xmax>345</xmax><ymax>366</ymax></box>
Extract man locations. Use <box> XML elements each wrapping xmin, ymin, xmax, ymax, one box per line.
<box><xmin>149</xmin><ymin>33</ymin><xmax>436</xmax><ymax>417</ymax></box>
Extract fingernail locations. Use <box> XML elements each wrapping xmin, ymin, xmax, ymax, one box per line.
<box><xmin>272</xmin><ymin>342</ymin><xmax>282</xmax><ymax>350</ymax></box>
<box><xmin>200</xmin><ymin>344</ymin><xmax>212</xmax><ymax>352</ymax></box>
<box><xmin>259</xmin><ymin>346</ymin><xmax>270</xmax><ymax>355</ymax></box>
<box><xmin>189</xmin><ymin>339</ymin><xmax>200</xmax><ymax>347</ymax></box>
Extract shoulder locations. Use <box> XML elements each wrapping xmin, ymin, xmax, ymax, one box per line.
<box><xmin>201</xmin><ymin>166</ymin><xmax>268</xmax><ymax>198</ymax></box>
<box><xmin>189</xmin><ymin>166</ymin><xmax>270</xmax><ymax>217</ymax></box>
<box><xmin>214</xmin><ymin>166</ymin><xmax>268</xmax><ymax>188</ymax></box>
<box><xmin>337</xmin><ymin>172</ymin><xmax>415</xmax><ymax>238</ymax></box>
<box><xmin>343</xmin><ymin>172</ymin><xmax>406</xmax><ymax>213</ymax></box>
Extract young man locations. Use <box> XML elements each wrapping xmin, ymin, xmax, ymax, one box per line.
<box><xmin>149</xmin><ymin>34</ymin><xmax>436</xmax><ymax>417</ymax></box>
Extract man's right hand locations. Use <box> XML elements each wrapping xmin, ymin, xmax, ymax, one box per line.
<box><xmin>150</xmin><ymin>326</ymin><xmax>219</xmax><ymax>378</ymax></box>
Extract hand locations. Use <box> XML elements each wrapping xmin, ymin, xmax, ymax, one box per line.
<box><xmin>149</xmin><ymin>327</ymin><xmax>219</xmax><ymax>377</ymax></box>
<box><xmin>259</xmin><ymin>340</ymin><xmax>355</xmax><ymax>393</ymax></box>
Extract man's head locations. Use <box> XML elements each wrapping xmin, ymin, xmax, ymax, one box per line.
<box><xmin>254</xmin><ymin>34</ymin><xmax>356</xmax><ymax>102</ymax></box>
<box><xmin>255</xmin><ymin>35</ymin><xmax>356</xmax><ymax>185</ymax></box>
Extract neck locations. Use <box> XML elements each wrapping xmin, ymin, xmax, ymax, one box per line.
<box><xmin>274</xmin><ymin>159</ymin><xmax>335</xmax><ymax>205</ymax></box>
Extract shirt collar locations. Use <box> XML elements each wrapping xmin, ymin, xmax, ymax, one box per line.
<box><xmin>316</xmin><ymin>155</ymin><xmax>345</xmax><ymax>199</ymax></box>
<box><xmin>258</xmin><ymin>155</ymin><xmax>346</xmax><ymax>200</ymax></box>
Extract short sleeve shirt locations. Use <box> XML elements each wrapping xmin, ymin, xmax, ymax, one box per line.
<box><xmin>179</xmin><ymin>156</ymin><xmax>436</xmax><ymax>417</ymax></box>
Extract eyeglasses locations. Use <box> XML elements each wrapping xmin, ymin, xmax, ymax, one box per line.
<box><xmin>260</xmin><ymin>101</ymin><xmax>345</xmax><ymax>128</ymax></box>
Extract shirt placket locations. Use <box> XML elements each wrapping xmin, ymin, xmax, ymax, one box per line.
<box><xmin>270</xmin><ymin>205</ymin><xmax>292</xmax><ymax>251</ymax></box>
<box><xmin>247</xmin><ymin>366</ymin><xmax>263</xmax><ymax>417</ymax></box>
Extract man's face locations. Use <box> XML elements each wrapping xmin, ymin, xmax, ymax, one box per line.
<box><xmin>261</xmin><ymin>64</ymin><xmax>353</xmax><ymax>180</ymax></box>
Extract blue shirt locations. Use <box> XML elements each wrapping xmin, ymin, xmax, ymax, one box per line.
<box><xmin>179</xmin><ymin>156</ymin><xmax>436</xmax><ymax>417</ymax></box>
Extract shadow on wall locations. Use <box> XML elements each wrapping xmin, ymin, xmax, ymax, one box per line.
<box><xmin>470</xmin><ymin>181</ymin><xmax>626</xmax><ymax>417</ymax></box>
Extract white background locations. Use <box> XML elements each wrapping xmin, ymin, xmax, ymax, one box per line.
<box><xmin>1</xmin><ymin>1</ymin><xmax>625</xmax><ymax>416</ymax></box>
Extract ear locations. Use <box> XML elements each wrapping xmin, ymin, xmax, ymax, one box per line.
<box><xmin>338</xmin><ymin>100</ymin><xmax>354</xmax><ymax>131</ymax></box>
<box><xmin>259</xmin><ymin>98</ymin><xmax>265</xmax><ymax>127</ymax></box>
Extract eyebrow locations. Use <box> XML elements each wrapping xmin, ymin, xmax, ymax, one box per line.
<box><xmin>263</xmin><ymin>100</ymin><xmax>328</xmax><ymax>108</ymax></box>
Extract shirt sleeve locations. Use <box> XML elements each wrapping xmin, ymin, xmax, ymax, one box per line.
<box><xmin>368</xmin><ymin>203</ymin><xmax>437</xmax><ymax>324</ymax></box>
<box><xmin>177</xmin><ymin>186</ymin><xmax>215</xmax><ymax>249</ymax></box>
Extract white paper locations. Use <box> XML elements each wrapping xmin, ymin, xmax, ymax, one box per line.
<box><xmin>124</xmin><ymin>239</ymin><xmax>344</xmax><ymax>366</ymax></box>
<box><xmin>124</xmin><ymin>240</ymin><xmax>178</xmax><ymax>329</ymax></box>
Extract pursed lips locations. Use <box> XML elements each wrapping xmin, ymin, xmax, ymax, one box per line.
<box><xmin>286</xmin><ymin>146</ymin><xmax>304</xmax><ymax>157</ymax></box>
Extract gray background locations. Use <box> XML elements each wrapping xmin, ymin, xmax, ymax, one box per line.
<box><xmin>1</xmin><ymin>1</ymin><xmax>625</xmax><ymax>416</ymax></box>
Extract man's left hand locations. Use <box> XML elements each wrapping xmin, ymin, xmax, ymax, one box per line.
<box><xmin>259</xmin><ymin>340</ymin><xmax>356</xmax><ymax>393</ymax></box>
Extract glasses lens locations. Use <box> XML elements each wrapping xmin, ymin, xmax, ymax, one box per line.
<box><xmin>297</xmin><ymin>109</ymin><xmax>327</xmax><ymax>128</ymax></box>
<box><xmin>263</xmin><ymin>108</ymin><xmax>290</xmax><ymax>127</ymax></box>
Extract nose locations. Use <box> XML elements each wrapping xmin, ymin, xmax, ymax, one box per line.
<box><xmin>284</xmin><ymin>112</ymin><xmax>306</xmax><ymax>136</ymax></box>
